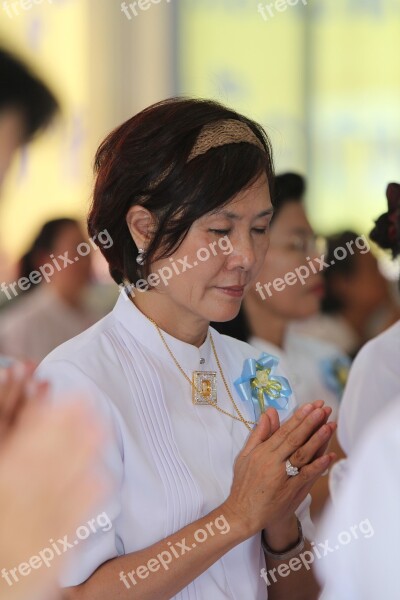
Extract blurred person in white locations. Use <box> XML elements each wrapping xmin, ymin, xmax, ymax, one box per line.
<box><xmin>330</xmin><ymin>183</ymin><xmax>400</xmax><ymax>497</ymax></box>
<box><xmin>0</xmin><ymin>49</ymin><xmax>112</xmax><ymax>600</ymax></box>
<box><xmin>293</xmin><ymin>229</ymin><xmax>400</xmax><ymax>358</ymax></box>
<box><xmin>37</xmin><ymin>98</ymin><xmax>337</xmax><ymax>600</ymax></box>
<box><xmin>0</xmin><ymin>217</ymin><xmax>97</xmax><ymax>363</ymax></box>
<box><xmin>316</xmin><ymin>399</ymin><xmax>400</xmax><ymax>600</ymax></box>
<box><xmin>213</xmin><ymin>173</ymin><xmax>350</xmax><ymax>519</ymax></box>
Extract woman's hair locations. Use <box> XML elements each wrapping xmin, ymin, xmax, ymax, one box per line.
<box><xmin>321</xmin><ymin>230</ymin><xmax>362</xmax><ymax>314</ymax></box>
<box><xmin>0</xmin><ymin>48</ymin><xmax>58</xmax><ymax>141</ymax></box>
<box><xmin>19</xmin><ymin>218</ymin><xmax>78</xmax><ymax>289</ymax></box>
<box><xmin>370</xmin><ymin>182</ymin><xmax>400</xmax><ymax>260</ymax></box>
<box><xmin>88</xmin><ymin>97</ymin><xmax>274</xmax><ymax>285</ymax></box>
<box><xmin>273</xmin><ymin>172</ymin><xmax>305</xmax><ymax>217</ymax></box>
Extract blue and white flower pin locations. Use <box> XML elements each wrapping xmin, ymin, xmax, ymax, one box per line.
<box><xmin>234</xmin><ymin>353</ymin><xmax>293</xmax><ymax>422</ymax></box>
<box><xmin>320</xmin><ymin>355</ymin><xmax>351</xmax><ymax>399</ymax></box>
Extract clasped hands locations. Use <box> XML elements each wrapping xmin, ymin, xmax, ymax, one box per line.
<box><xmin>224</xmin><ymin>400</ymin><xmax>336</xmax><ymax>544</ymax></box>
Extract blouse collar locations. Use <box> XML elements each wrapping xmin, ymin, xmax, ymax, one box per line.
<box><xmin>112</xmin><ymin>292</ymin><xmax>213</xmax><ymax>371</ymax></box>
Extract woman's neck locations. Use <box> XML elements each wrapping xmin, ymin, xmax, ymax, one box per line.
<box><xmin>130</xmin><ymin>291</ymin><xmax>209</xmax><ymax>348</ymax></box>
<box><xmin>244</xmin><ymin>294</ymin><xmax>287</xmax><ymax>349</ymax></box>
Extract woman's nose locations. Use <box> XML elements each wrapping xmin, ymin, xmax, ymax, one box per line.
<box><xmin>225</xmin><ymin>236</ymin><xmax>257</xmax><ymax>271</ymax></box>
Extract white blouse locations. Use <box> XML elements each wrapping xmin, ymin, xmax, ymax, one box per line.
<box><xmin>37</xmin><ymin>293</ymin><xmax>308</xmax><ymax>599</ymax></box>
<box><xmin>316</xmin><ymin>399</ymin><xmax>400</xmax><ymax>600</ymax></box>
<box><xmin>337</xmin><ymin>319</ymin><xmax>400</xmax><ymax>455</ymax></box>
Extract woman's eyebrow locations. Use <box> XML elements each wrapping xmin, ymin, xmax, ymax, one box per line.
<box><xmin>213</xmin><ymin>207</ymin><xmax>274</xmax><ymax>220</ymax></box>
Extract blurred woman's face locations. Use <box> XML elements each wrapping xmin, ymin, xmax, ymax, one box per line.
<box><xmin>147</xmin><ymin>173</ymin><xmax>273</xmax><ymax>324</ymax></box>
<box><xmin>36</xmin><ymin>224</ymin><xmax>92</xmax><ymax>294</ymax></box>
<box><xmin>247</xmin><ymin>201</ymin><xmax>325</xmax><ymax>319</ymax></box>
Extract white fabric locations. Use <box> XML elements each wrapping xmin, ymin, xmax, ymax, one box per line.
<box><xmin>250</xmin><ymin>332</ymin><xmax>344</xmax><ymax>419</ymax></box>
<box><xmin>316</xmin><ymin>400</ymin><xmax>400</xmax><ymax>600</ymax></box>
<box><xmin>289</xmin><ymin>314</ymin><xmax>360</xmax><ymax>356</ymax></box>
<box><xmin>0</xmin><ymin>286</ymin><xmax>95</xmax><ymax>363</ymax></box>
<box><xmin>337</xmin><ymin>320</ymin><xmax>400</xmax><ymax>455</ymax></box>
<box><xmin>37</xmin><ymin>294</ymin><xmax>311</xmax><ymax>599</ymax></box>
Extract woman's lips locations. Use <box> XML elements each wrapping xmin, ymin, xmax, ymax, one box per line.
<box><xmin>309</xmin><ymin>282</ymin><xmax>326</xmax><ymax>298</ymax></box>
<box><xmin>216</xmin><ymin>285</ymin><xmax>245</xmax><ymax>298</ymax></box>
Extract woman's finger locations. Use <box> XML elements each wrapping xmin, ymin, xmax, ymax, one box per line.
<box><xmin>0</xmin><ymin>367</ymin><xmax>26</xmax><ymax>429</ymax></box>
<box><xmin>240</xmin><ymin>411</ymin><xmax>273</xmax><ymax>457</ymax></box>
<box><xmin>267</xmin><ymin>402</ymin><xmax>330</xmax><ymax>453</ymax></box>
<box><xmin>0</xmin><ymin>364</ymin><xmax>42</xmax><ymax>440</ymax></box>
<box><xmin>288</xmin><ymin>452</ymin><xmax>337</xmax><ymax>490</ymax></box>
<box><xmin>265</xmin><ymin>407</ymin><xmax>280</xmax><ymax>435</ymax></box>
<box><xmin>310</xmin><ymin>421</ymin><xmax>337</xmax><ymax>461</ymax></box>
<box><xmin>273</xmin><ymin>407</ymin><xmax>332</xmax><ymax>460</ymax></box>
<box><xmin>270</xmin><ymin>401</ymin><xmax>331</xmax><ymax>450</ymax></box>
<box><xmin>287</xmin><ymin>422</ymin><xmax>337</xmax><ymax>469</ymax></box>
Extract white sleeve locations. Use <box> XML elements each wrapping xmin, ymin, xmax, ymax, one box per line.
<box><xmin>316</xmin><ymin>401</ymin><xmax>400</xmax><ymax>600</ymax></box>
<box><xmin>337</xmin><ymin>341</ymin><xmax>383</xmax><ymax>454</ymax></box>
<box><xmin>36</xmin><ymin>359</ymin><xmax>125</xmax><ymax>587</ymax></box>
<box><xmin>295</xmin><ymin>494</ymin><xmax>315</xmax><ymax>542</ymax></box>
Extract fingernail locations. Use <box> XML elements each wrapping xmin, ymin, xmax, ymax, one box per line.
<box><xmin>318</xmin><ymin>425</ymin><xmax>329</xmax><ymax>437</ymax></box>
<box><xmin>319</xmin><ymin>455</ymin><xmax>330</xmax><ymax>467</ymax></box>
<box><xmin>300</xmin><ymin>403</ymin><xmax>313</xmax><ymax>416</ymax></box>
<box><xmin>311</xmin><ymin>408</ymin><xmax>323</xmax><ymax>421</ymax></box>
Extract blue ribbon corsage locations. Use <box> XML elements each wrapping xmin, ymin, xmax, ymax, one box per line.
<box><xmin>320</xmin><ymin>355</ymin><xmax>351</xmax><ymax>399</ymax></box>
<box><xmin>234</xmin><ymin>353</ymin><xmax>293</xmax><ymax>422</ymax></box>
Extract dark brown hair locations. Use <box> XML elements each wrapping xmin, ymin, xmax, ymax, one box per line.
<box><xmin>88</xmin><ymin>97</ymin><xmax>274</xmax><ymax>285</ymax></box>
<box><xmin>0</xmin><ymin>48</ymin><xmax>58</xmax><ymax>141</ymax></box>
<box><xmin>370</xmin><ymin>182</ymin><xmax>400</xmax><ymax>260</ymax></box>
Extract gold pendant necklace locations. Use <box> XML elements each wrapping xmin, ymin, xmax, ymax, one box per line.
<box><xmin>144</xmin><ymin>313</ymin><xmax>255</xmax><ymax>431</ymax></box>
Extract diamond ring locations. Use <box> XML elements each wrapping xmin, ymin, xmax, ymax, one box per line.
<box><xmin>285</xmin><ymin>459</ymin><xmax>300</xmax><ymax>477</ymax></box>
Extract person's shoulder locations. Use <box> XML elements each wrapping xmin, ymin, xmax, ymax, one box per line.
<box><xmin>39</xmin><ymin>310</ymin><xmax>117</xmax><ymax>369</ymax></box>
<box><xmin>370</xmin><ymin>319</ymin><xmax>400</xmax><ymax>349</ymax></box>
<box><xmin>353</xmin><ymin>319</ymin><xmax>400</xmax><ymax>366</ymax></box>
<box><xmin>0</xmin><ymin>287</ymin><xmax>62</xmax><ymax>336</ymax></box>
<box><xmin>366</xmin><ymin>398</ymin><xmax>400</xmax><ymax>440</ymax></box>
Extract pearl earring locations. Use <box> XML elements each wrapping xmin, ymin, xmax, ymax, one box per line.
<box><xmin>136</xmin><ymin>248</ymin><xmax>145</xmax><ymax>265</ymax></box>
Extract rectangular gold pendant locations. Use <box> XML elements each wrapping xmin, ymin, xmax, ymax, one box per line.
<box><xmin>192</xmin><ymin>371</ymin><xmax>217</xmax><ymax>405</ymax></box>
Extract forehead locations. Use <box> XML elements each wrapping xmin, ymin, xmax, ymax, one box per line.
<box><xmin>52</xmin><ymin>224</ymin><xmax>85</xmax><ymax>247</ymax></box>
<box><xmin>272</xmin><ymin>201</ymin><xmax>311</xmax><ymax>232</ymax></box>
<box><xmin>211</xmin><ymin>173</ymin><xmax>272</xmax><ymax>217</ymax></box>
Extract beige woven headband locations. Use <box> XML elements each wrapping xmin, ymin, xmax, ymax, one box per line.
<box><xmin>144</xmin><ymin>119</ymin><xmax>265</xmax><ymax>193</ymax></box>
<box><xmin>188</xmin><ymin>119</ymin><xmax>265</xmax><ymax>160</ymax></box>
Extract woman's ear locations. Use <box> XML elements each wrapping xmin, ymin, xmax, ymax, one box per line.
<box><xmin>126</xmin><ymin>206</ymin><xmax>155</xmax><ymax>250</ymax></box>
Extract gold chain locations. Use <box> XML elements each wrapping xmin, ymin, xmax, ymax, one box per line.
<box><xmin>146</xmin><ymin>316</ymin><xmax>255</xmax><ymax>431</ymax></box>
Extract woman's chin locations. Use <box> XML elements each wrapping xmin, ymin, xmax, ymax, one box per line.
<box><xmin>207</xmin><ymin>304</ymin><xmax>242</xmax><ymax>324</ymax></box>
